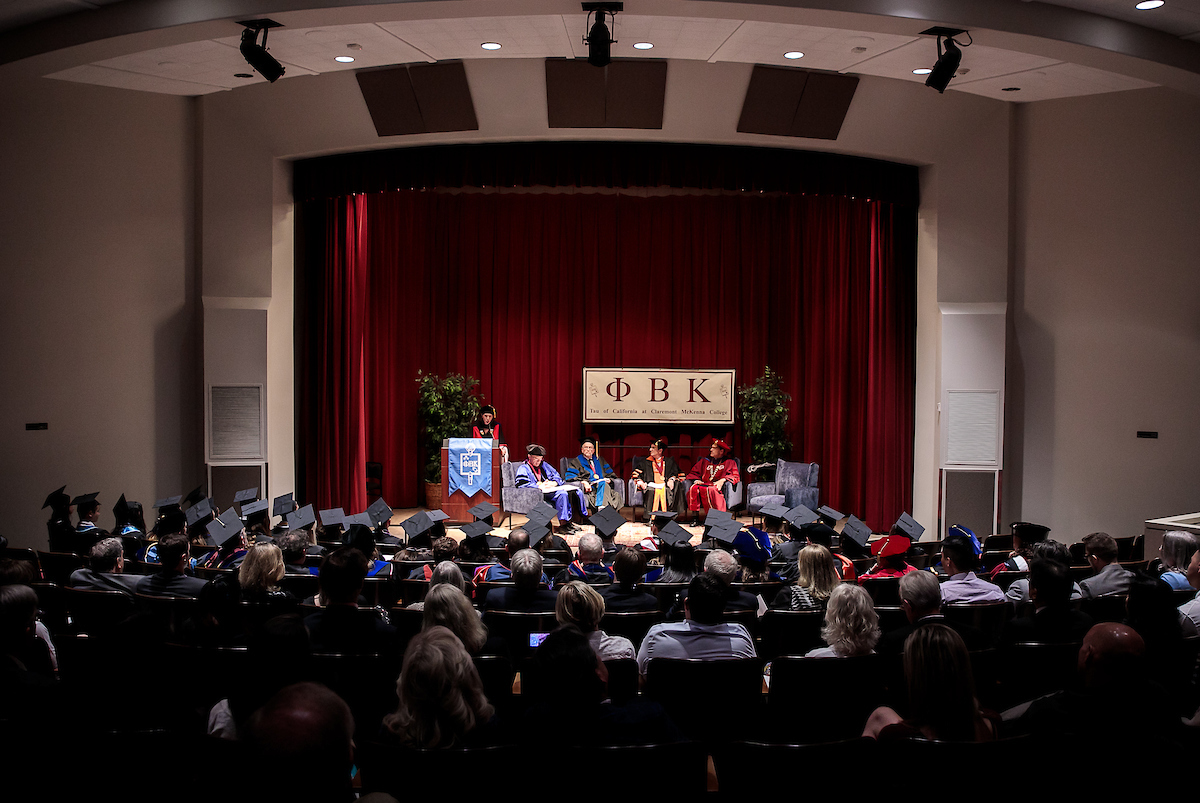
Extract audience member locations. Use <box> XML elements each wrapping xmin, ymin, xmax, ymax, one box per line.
<box><xmin>939</xmin><ymin>534</ymin><xmax>1005</xmax><ymax>603</ymax></box>
<box><xmin>805</xmin><ymin>583</ymin><xmax>880</xmax><ymax>657</ymax></box>
<box><xmin>381</xmin><ymin>626</ymin><xmax>496</xmax><ymax>749</ymax></box>
<box><xmin>556</xmin><ymin>533</ymin><xmax>615</xmax><ymax>585</ymax></box>
<box><xmin>1000</xmin><ymin>558</ymin><xmax>1093</xmax><ymax>645</ymax></box>
<box><xmin>303</xmin><ymin>547</ymin><xmax>398</xmax><ymax>654</ymax></box>
<box><xmin>1157</xmin><ymin>530</ymin><xmax>1199</xmax><ymax>591</ymax></box>
<box><xmin>1079</xmin><ymin>532</ymin><xmax>1133</xmax><ymax>598</ymax></box>
<box><xmin>555</xmin><ymin>581</ymin><xmax>634</xmax><ymax>660</ymax></box>
<box><xmin>652</xmin><ymin>539</ymin><xmax>698</xmax><ymax>584</ymax></box>
<box><xmin>407</xmin><ymin>536</ymin><xmax>459</xmax><ymax>580</ymax></box>
<box><xmin>480</xmin><ymin>548</ymin><xmax>557</xmax><ymax>613</ymax></box>
<box><xmin>135</xmin><ymin>532</ymin><xmax>209</xmax><ymax>597</ymax></box>
<box><xmin>408</xmin><ymin>560</ymin><xmax>466</xmax><ymax>612</ymax></box>
<box><xmin>600</xmin><ymin>548</ymin><xmax>658</xmax><ymax>612</ymax></box>
<box><xmin>278</xmin><ymin>531</ymin><xmax>312</xmax><ymax>575</ymax></box>
<box><xmin>1004</xmin><ymin>540</ymin><xmax>1083</xmax><ymax>611</ymax></box>
<box><xmin>637</xmin><ymin>574</ymin><xmax>756</xmax><ymax>677</ymax></box>
<box><xmin>238</xmin><ymin>543</ymin><xmax>296</xmax><ymax>604</ymax></box>
<box><xmin>991</xmin><ymin>521</ymin><xmax>1050</xmax><ymax>576</ymax></box>
<box><xmin>69</xmin><ymin>537</ymin><xmax>139</xmax><ymax>595</ymax></box>
<box><xmin>422</xmin><ymin>584</ymin><xmax>489</xmax><ymax>655</ymax></box>
<box><xmin>771</xmin><ymin>544</ymin><xmax>838</xmax><ymax>611</ymax></box>
<box><xmin>878</xmin><ymin>570</ymin><xmax>989</xmax><ymax>653</ymax></box>
<box><xmin>864</xmin><ymin>624</ymin><xmax>995</xmax><ymax>741</ymax></box>
<box><xmin>1178</xmin><ymin>545</ymin><xmax>1200</xmax><ymax>632</ymax></box>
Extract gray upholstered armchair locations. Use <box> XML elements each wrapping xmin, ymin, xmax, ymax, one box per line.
<box><xmin>500</xmin><ymin>461</ymin><xmax>543</xmax><ymax>528</ymax></box>
<box><xmin>747</xmin><ymin>460</ymin><xmax>819</xmax><ymax>517</ymax></box>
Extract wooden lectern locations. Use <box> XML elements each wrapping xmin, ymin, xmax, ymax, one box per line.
<box><xmin>441</xmin><ymin>438</ymin><xmax>504</xmax><ymax>524</ymax></box>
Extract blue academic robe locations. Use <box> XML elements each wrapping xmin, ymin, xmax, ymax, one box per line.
<box><xmin>514</xmin><ymin>459</ymin><xmax>587</xmax><ymax>524</ymax></box>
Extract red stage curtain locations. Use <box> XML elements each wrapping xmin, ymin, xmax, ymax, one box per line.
<box><xmin>300</xmin><ymin>188</ymin><xmax>914</xmax><ymax>532</ymax></box>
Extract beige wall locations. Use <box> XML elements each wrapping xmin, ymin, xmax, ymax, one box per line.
<box><xmin>0</xmin><ymin>77</ymin><xmax>201</xmax><ymax>548</ymax></box>
<box><xmin>1006</xmin><ymin>86</ymin><xmax>1200</xmax><ymax>542</ymax></box>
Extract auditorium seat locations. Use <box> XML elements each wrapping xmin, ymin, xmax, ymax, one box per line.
<box><xmin>645</xmin><ymin>657</ymin><xmax>766</xmax><ymax>746</ymax></box>
<box><xmin>860</xmin><ymin>576</ymin><xmax>901</xmax><ymax>605</ymax></box>
<box><xmin>767</xmin><ymin>654</ymin><xmax>890</xmax><ymax>742</ymax></box>
<box><xmin>63</xmin><ymin>586</ymin><xmax>134</xmax><ymax>635</ymax></box>
<box><xmin>757</xmin><ymin>609</ymin><xmax>824</xmax><ymax>659</ymax></box>
<box><xmin>943</xmin><ymin>601</ymin><xmax>1011</xmax><ymax>643</ymax></box>
<box><xmin>499</xmin><ymin>462</ymin><xmax>542</xmax><ymax>527</ymax></box>
<box><xmin>600</xmin><ymin>609</ymin><xmax>662</xmax><ymax>646</ymax></box>
<box><xmin>35</xmin><ymin>550</ymin><xmax>87</xmax><ymax>586</ymax></box>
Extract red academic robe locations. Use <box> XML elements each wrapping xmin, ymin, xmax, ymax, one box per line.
<box><xmin>686</xmin><ymin>457</ymin><xmax>739</xmax><ymax>512</ymax></box>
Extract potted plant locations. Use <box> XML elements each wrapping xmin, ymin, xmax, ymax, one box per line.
<box><xmin>737</xmin><ymin>366</ymin><xmax>793</xmax><ymax>481</ymax></box>
<box><xmin>416</xmin><ymin>370</ymin><xmax>482</xmax><ymax>508</ymax></box>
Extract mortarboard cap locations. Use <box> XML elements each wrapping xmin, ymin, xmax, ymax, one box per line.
<box><xmin>242</xmin><ymin>498</ymin><xmax>270</xmax><ymax>520</ymax></box>
<box><xmin>841</xmin><ymin>516</ymin><xmax>872</xmax><ymax>553</ymax></box>
<box><xmin>287</xmin><ymin>504</ymin><xmax>317</xmax><ymax>531</ymax></box>
<box><xmin>185</xmin><ymin>497</ymin><xmax>213</xmax><ymax>527</ymax></box>
<box><xmin>708</xmin><ymin>518</ymin><xmax>743</xmax><ymax>546</ymax></box>
<box><xmin>871</xmin><ymin>531</ymin><xmax>912</xmax><ymax>558</ymax></box>
<box><xmin>367</xmin><ymin>498</ymin><xmax>393</xmax><ymax>528</ymax></box>
<box><xmin>113</xmin><ymin>494</ymin><xmax>130</xmax><ymax>520</ymax></box>
<box><xmin>759</xmin><ymin>502</ymin><xmax>790</xmax><ymax>522</ymax></box>
<box><xmin>234</xmin><ymin>488</ymin><xmax>259</xmax><ymax>505</ymax></box>
<box><xmin>525</xmin><ymin>501</ymin><xmax>557</xmax><ymax>528</ymax></box>
<box><xmin>1011</xmin><ymin>521</ymin><xmax>1050</xmax><ymax>544</ymax></box>
<box><xmin>399</xmin><ymin>512</ymin><xmax>434</xmax><ymax>539</ymax></box>
<box><xmin>526</xmin><ymin>524</ymin><xmax>551</xmax><ymax>548</ymax></box>
<box><xmin>71</xmin><ymin>492</ymin><xmax>99</xmax><ymax>507</ymax></box>
<box><xmin>948</xmin><ymin>524</ymin><xmax>982</xmax><ymax>556</ymax></box>
<box><xmin>426</xmin><ymin>509</ymin><xmax>449</xmax><ymax>524</ymax></box>
<box><xmin>648</xmin><ymin>510</ymin><xmax>677</xmax><ymax>523</ymax></box>
<box><xmin>658</xmin><ymin>520</ymin><xmax>694</xmax><ymax>548</ymax></box>
<box><xmin>816</xmin><ymin>506</ymin><xmax>844</xmax><ymax>527</ymax></box>
<box><xmin>183</xmin><ymin>486</ymin><xmax>205</xmax><ymax>507</ymax></box>
<box><xmin>783</xmin><ymin>505</ymin><xmax>819</xmax><ymax>530</ymax></box>
<box><xmin>345</xmin><ymin>512</ymin><xmax>374</xmax><ymax>528</ymax></box>
<box><xmin>468</xmin><ymin>501</ymin><xmax>499</xmax><ymax>520</ymax></box>
<box><xmin>272</xmin><ymin>493</ymin><xmax>295</xmax><ymax>518</ymax></box>
<box><xmin>892</xmin><ymin>512</ymin><xmax>925</xmax><ymax>541</ymax></box>
<box><xmin>703</xmin><ymin>508</ymin><xmax>733</xmax><ymax>528</ymax></box>
<box><xmin>588</xmin><ymin>506</ymin><xmax>625</xmax><ymax>540</ymax></box>
<box><xmin>43</xmin><ymin>486</ymin><xmax>70</xmax><ymax>511</ymax></box>
<box><xmin>319</xmin><ymin>508</ymin><xmax>346</xmax><ymax>528</ymax></box>
<box><xmin>460</xmin><ymin>519</ymin><xmax>494</xmax><ymax>543</ymax></box>
<box><xmin>154</xmin><ymin>495</ymin><xmax>183</xmax><ymax>510</ymax></box>
<box><xmin>207</xmin><ymin>516</ymin><xmax>244</xmax><ymax>549</ymax></box>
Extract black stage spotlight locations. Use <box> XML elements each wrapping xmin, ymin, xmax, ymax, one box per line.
<box><xmin>582</xmin><ymin>2</ymin><xmax>622</xmax><ymax>67</ymax></box>
<box><xmin>920</xmin><ymin>27</ymin><xmax>971</xmax><ymax>94</ymax></box>
<box><xmin>237</xmin><ymin>19</ymin><xmax>286</xmax><ymax>83</ymax></box>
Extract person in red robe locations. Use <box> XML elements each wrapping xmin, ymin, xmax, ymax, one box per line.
<box><xmin>686</xmin><ymin>440</ymin><xmax>739</xmax><ymax>523</ymax></box>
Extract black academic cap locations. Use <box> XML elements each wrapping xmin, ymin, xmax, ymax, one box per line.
<box><xmin>183</xmin><ymin>486</ymin><xmax>206</xmax><ymax>507</ymax></box>
<box><xmin>658</xmin><ymin>520</ymin><xmax>694</xmax><ymax>547</ymax></box>
<box><xmin>759</xmin><ymin>502</ymin><xmax>790</xmax><ymax>521</ymax></box>
<box><xmin>841</xmin><ymin>515</ymin><xmax>872</xmax><ymax>552</ymax></box>
<box><xmin>708</xmin><ymin>518</ymin><xmax>743</xmax><ymax>546</ymax></box>
<box><xmin>272</xmin><ymin>493</ymin><xmax>295</xmax><ymax>518</ymax></box>
<box><xmin>234</xmin><ymin>488</ymin><xmax>259</xmax><ymax>505</ymax></box>
<box><xmin>589</xmin><ymin>506</ymin><xmax>625</xmax><ymax>539</ymax></box>
<box><xmin>71</xmin><ymin>492</ymin><xmax>99</xmax><ymax>507</ymax></box>
<box><xmin>526</xmin><ymin>443</ymin><xmax>547</xmax><ymax>456</ymax></box>
<box><xmin>649</xmin><ymin>510</ymin><xmax>677</xmax><ymax>522</ymax></box>
<box><xmin>287</xmin><ymin>504</ymin><xmax>317</xmax><ymax>530</ymax></box>
<box><xmin>154</xmin><ymin>495</ymin><xmax>183</xmax><ymax>510</ymax></box>
<box><xmin>526</xmin><ymin>501</ymin><xmax>557</xmax><ymax>527</ymax></box>
<box><xmin>113</xmin><ymin>494</ymin><xmax>130</xmax><ymax>520</ymax></box>
<box><xmin>399</xmin><ymin>512</ymin><xmax>434</xmax><ymax>539</ymax></box>
<box><xmin>367</xmin><ymin>498</ymin><xmax>393</xmax><ymax>527</ymax></box>
<box><xmin>526</xmin><ymin>523</ymin><xmax>551</xmax><ymax>548</ymax></box>
<box><xmin>460</xmin><ymin>519</ymin><xmax>494</xmax><ymax>542</ymax></box>
<box><xmin>185</xmin><ymin>498</ymin><xmax>213</xmax><ymax>527</ymax></box>
<box><xmin>892</xmin><ymin>512</ymin><xmax>925</xmax><ymax>541</ymax></box>
<box><xmin>43</xmin><ymin>486</ymin><xmax>70</xmax><ymax>510</ymax></box>
<box><xmin>242</xmin><ymin>498</ymin><xmax>270</xmax><ymax>519</ymax></box>
<box><xmin>207</xmin><ymin>516</ymin><xmax>244</xmax><ymax>549</ymax></box>
<box><xmin>345</xmin><ymin>512</ymin><xmax>374</xmax><ymax>528</ymax></box>
<box><xmin>783</xmin><ymin>505</ymin><xmax>819</xmax><ymax>530</ymax></box>
<box><xmin>468</xmin><ymin>501</ymin><xmax>499</xmax><ymax>520</ymax></box>
<box><xmin>156</xmin><ymin>509</ymin><xmax>187</xmax><ymax>535</ymax></box>
<box><xmin>1011</xmin><ymin>521</ymin><xmax>1050</xmax><ymax>543</ymax></box>
<box><xmin>427</xmin><ymin>509</ymin><xmax>449</xmax><ymax>524</ymax></box>
<box><xmin>816</xmin><ymin>506</ymin><xmax>844</xmax><ymax>526</ymax></box>
<box><xmin>319</xmin><ymin>508</ymin><xmax>346</xmax><ymax>528</ymax></box>
<box><xmin>703</xmin><ymin>508</ymin><xmax>733</xmax><ymax>528</ymax></box>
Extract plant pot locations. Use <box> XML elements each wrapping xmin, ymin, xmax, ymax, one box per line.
<box><xmin>424</xmin><ymin>480</ymin><xmax>443</xmax><ymax>510</ymax></box>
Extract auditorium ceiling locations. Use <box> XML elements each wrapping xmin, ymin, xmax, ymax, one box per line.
<box><xmin>1</xmin><ymin>0</ymin><xmax>1198</xmax><ymax>101</ymax></box>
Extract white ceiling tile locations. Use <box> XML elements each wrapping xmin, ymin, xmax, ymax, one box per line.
<box><xmin>45</xmin><ymin>64</ymin><xmax>229</xmax><ymax>95</ymax></box>
<box><xmin>377</xmin><ymin>16</ymin><xmax>575</xmax><ymax>61</ymax></box>
<box><xmin>709</xmin><ymin>20</ymin><xmax>917</xmax><ymax>72</ymax></box>
<box><xmin>955</xmin><ymin>61</ymin><xmax>1158</xmax><ymax>102</ymax></box>
<box><xmin>97</xmin><ymin>39</ymin><xmax>314</xmax><ymax>89</ymax></box>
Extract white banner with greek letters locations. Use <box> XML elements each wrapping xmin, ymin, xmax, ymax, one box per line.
<box><xmin>582</xmin><ymin>368</ymin><xmax>736</xmax><ymax>424</ymax></box>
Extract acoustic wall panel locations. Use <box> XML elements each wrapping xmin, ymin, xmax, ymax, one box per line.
<box><xmin>356</xmin><ymin>62</ymin><xmax>478</xmax><ymax>136</ymax></box>
<box><xmin>545</xmin><ymin>58</ymin><xmax>667</xmax><ymax>129</ymax></box>
<box><xmin>210</xmin><ymin>385</ymin><xmax>264</xmax><ymax>460</ymax></box>
<box><xmin>737</xmin><ymin>65</ymin><xmax>857</xmax><ymax>140</ymax></box>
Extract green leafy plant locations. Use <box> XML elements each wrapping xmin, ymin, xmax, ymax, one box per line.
<box><xmin>737</xmin><ymin>366</ymin><xmax>793</xmax><ymax>479</ymax></box>
<box><xmin>416</xmin><ymin>371</ymin><xmax>482</xmax><ymax>484</ymax></box>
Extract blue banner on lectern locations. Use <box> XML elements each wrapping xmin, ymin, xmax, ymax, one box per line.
<box><xmin>448</xmin><ymin>438</ymin><xmax>492</xmax><ymax>496</ymax></box>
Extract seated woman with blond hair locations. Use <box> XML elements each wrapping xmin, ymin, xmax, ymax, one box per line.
<box><xmin>771</xmin><ymin>544</ymin><xmax>839</xmax><ymax>611</ymax></box>
<box><xmin>555</xmin><ymin>581</ymin><xmax>634</xmax><ymax>661</ymax></box>
<box><xmin>804</xmin><ymin>582</ymin><xmax>880</xmax><ymax>657</ymax></box>
<box><xmin>407</xmin><ymin>561</ymin><xmax>466</xmax><ymax>612</ymax></box>
<box><xmin>237</xmin><ymin>543</ymin><xmax>296</xmax><ymax>604</ymax></box>
<box><xmin>421</xmin><ymin>583</ymin><xmax>490</xmax><ymax>655</ymax></box>
<box><xmin>382</xmin><ymin>625</ymin><xmax>496</xmax><ymax>748</ymax></box>
<box><xmin>863</xmin><ymin>623</ymin><xmax>996</xmax><ymax>742</ymax></box>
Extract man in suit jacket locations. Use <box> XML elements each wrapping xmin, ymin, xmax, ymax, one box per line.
<box><xmin>878</xmin><ymin>569</ymin><xmax>990</xmax><ymax>653</ymax></box>
<box><xmin>135</xmin><ymin>532</ymin><xmax>209</xmax><ymax>598</ymax></box>
<box><xmin>1079</xmin><ymin>532</ymin><xmax>1134</xmax><ymax>599</ymax></box>
<box><xmin>1001</xmin><ymin>558</ymin><xmax>1094</xmax><ymax>645</ymax></box>
<box><xmin>69</xmin><ymin>537</ymin><xmax>140</xmax><ymax>595</ymax></box>
<box><xmin>303</xmin><ymin>546</ymin><xmax>398</xmax><ymax>655</ymax></box>
<box><xmin>481</xmin><ymin>548</ymin><xmax>557</xmax><ymax>613</ymax></box>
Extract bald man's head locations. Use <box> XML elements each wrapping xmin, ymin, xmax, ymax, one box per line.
<box><xmin>1079</xmin><ymin>623</ymin><xmax>1145</xmax><ymax>689</ymax></box>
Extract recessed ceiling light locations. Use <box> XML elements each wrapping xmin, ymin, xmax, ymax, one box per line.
<box><xmin>481</xmin><ymin>42</ymin><xmax>502</xmax><ymax>50</ymax></box>
<box><xmin>913</xmin><ymin>68</ymin><xmax>933</xmax><ymax>75</ymax></box>
<box><xmin>1135</xmin><ymin>0</ymin><xmax>1164</xmax><ymax>8</ymax></box>
<box><xmin>633</xmin><ymin>42</ymin><xmax>654</xmax><ymax>50</ymax></box>
<box><xmin>784</xmin><ymin>51</ymin><xmax>804</xmax><ymax>59</ymax></box>
<box><xmin>335</xmin><ymin>55</ymin><xmax>355</xmax><ymax>63</ymax></box>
